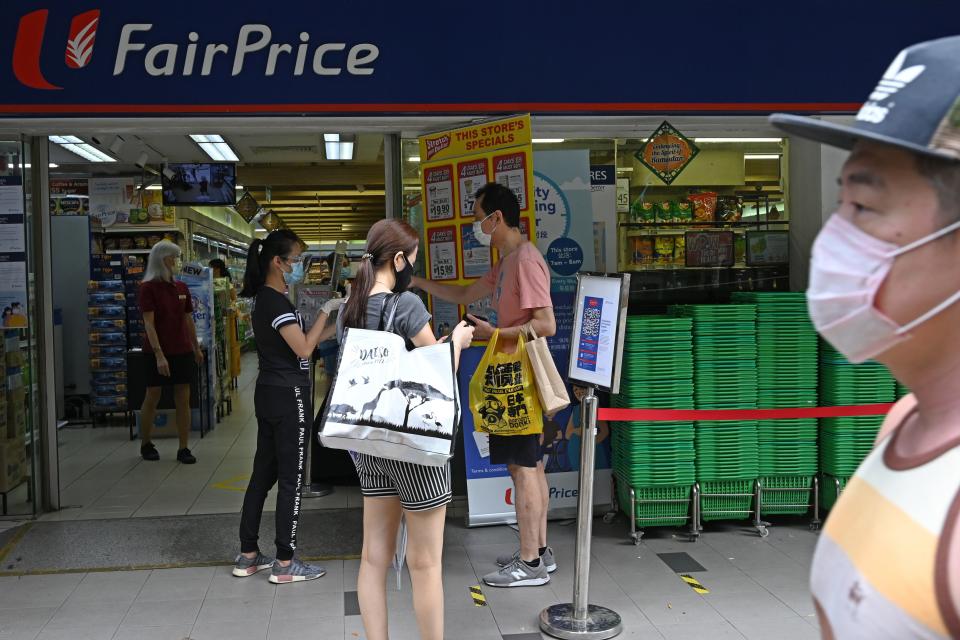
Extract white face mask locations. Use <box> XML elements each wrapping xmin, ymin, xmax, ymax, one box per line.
<box><xmin>807</xmin><ymin>213</ymin><xmax>960</xmax><ymax>363</ymax></box>
<box><xmin>473</xmin><ymin>212</ymin><xmax>497</xmax><ymax>247</ymax></box>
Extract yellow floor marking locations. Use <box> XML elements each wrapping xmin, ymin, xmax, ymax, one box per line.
<box><xmin>680</xmin><ymin>574</ymin><xmax>710</xmax><ymax>594</ymax></box>
<box><xmin>211</xmin><ymin>474</ymin><xmax>251</xmax><ymax>492</ymax></box>
<box><xmin>469</xmin><ymin>585</ymin><xmax>487</xmax><ymax>606</ymax></box>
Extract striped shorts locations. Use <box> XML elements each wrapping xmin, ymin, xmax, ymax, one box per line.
<box><xmin>350</xmin><ymin>452</ymin><xmax>452</xmax><ymax>511</ymax></box>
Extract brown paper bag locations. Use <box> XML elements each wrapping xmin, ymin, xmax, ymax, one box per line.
<box><xmin>524</xmin><ymin>326</ymin><xmax>570</xmax><ymax>417</ymax></box>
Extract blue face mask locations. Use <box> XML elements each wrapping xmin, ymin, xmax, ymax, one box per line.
<box><xmin>340</xmin><ymin>267</ymin><xmax>351</xmax><ymax>279</ymax></box>
<box><xmin>283</xmin><ymin>260</ymin><xmax>304</xmax><ymax>285</ymax></box>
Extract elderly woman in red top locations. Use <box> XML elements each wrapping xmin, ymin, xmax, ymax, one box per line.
<box><xmin>138</xmin><ymin>240</ymin><xmax>204</xmax><ymax>464</ymax></box>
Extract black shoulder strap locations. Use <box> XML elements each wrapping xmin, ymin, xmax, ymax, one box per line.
<box><xmin>377</xmin><ymin>293</ymin><xmax>401</xmax><ymax>333</ymax></box>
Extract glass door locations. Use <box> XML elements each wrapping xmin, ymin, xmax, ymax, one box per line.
<box><xmin>0</xmin><ymin>138</ymin><xmax>40</xmax><ymax>517</ymax></box>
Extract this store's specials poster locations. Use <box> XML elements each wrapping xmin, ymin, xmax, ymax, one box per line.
<box><xmin>418</xmin><ymin>115</ymin><xmax>538</xmax><ymax>526</ymax></box>
<box><xmin>455</xmin><ymin>148</ymin><xmax>612</xmax><ymax>526</ymax></box>
<box><xmin>418</xmin><ymin>114</ymin><xmax>535</xmax><ymax>329</ymax></box>
<box><xmin>0</xmin><ymin>177</ymin><xmax>28</xmax><ymax>329</ymax></box>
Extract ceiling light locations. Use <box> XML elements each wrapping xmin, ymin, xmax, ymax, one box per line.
<box><xmin>616</xmin><ymin>167</ymin><xmax>634</xmax><ymax>173</ymax></box>
<box><xmin>48</xmin><ymin>135</ymin><xmax>116</xmax><ymax>162</ymax></box>
<box><xmin>17</xmin><ymin>163</ymin><xmax>59</xmax><ymax>169</ymax></box>
<box><xmin>533</xmin><ymin>138</ymin><xmax>565</xmax><ymax>143</ymax></box>
<box><xmin>403</xmin><ymin>185</ymin><xmax>422</xmax><ymax>191</ymax></box>
<box><xmin>744</xmin><ymin>154</ymin><xmax>782</xmax><ymax>160</ymax></box>
<box><xmin>694</xmin><ymin>138</ymin><xmax>782</xmax><ymax>143</ymax></box>
<box><xmin>324</xmin><ymin>134</ymin><xmax>355</xmax><ymax>161</ymax></box>
<box><xmin>189</xmin><ymin>134</ymin><xmax>240</xmax><ymax>162</ymax></box>
<box><xmin>407</xmin><ymin>156</ymin><xmax>421</xmax><ymax>162</ymax></box>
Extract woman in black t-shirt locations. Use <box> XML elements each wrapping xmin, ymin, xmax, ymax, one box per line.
<box><xmin>234</xmin><ymin>230</ymin><xmax>342</xmax><ymax>584</ymax></box>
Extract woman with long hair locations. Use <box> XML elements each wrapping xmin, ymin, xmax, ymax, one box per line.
<box><xmin>138</xmin><ymin>240</ymin><xmax>203</xmax><ymax>464</ymax></box>
<box><xmin>234</xmin><ymin>229</ymin><xmax>340</xmax><ymax>583</ymax></box>
<box><xmin>337</xmin><ymin>219</ymin><xmax>474</xmax><ymax>640</ymax></box>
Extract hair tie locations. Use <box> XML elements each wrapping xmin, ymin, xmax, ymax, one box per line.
<box><xmin>361</xmin><ymin>253</ymin><xmax>373</xmax><ymax>260</ymax></box>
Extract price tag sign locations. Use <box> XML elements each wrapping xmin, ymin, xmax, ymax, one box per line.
<box><xmin>567</xmin><ymin>272</ymin><xmax>630</xmax><ymax>393</ymax></box>
<box><xmin>493</xmin><ymin>152</ymin><xmax>529</xmax><ymax>210</ymax></box>
<box><xmin>458</xmin><ymin>159</ymin><xmax>489</xmax><ymax>218</ymax></box>
<box><xmin>427</xmin><ymin>226</ymin><xmax>458</xmax><ymax>281</ymax></box>
<box><xmin>424</xmin><ymin>165</ymin><xmax>454</xmax><ymax>221</ymax></box>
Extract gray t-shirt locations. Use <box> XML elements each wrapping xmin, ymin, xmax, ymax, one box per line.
<box><xmin>336</xmin><ymin>291</ymin><xmax>431</xmax><ymax>349</ymax></box>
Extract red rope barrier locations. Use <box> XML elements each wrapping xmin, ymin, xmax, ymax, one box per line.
<box><xmin>597</xmin><ymin>403</ymin><xmax>894</xmax><ymax>422</ymax></box>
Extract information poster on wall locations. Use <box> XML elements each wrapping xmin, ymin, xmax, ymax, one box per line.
<box><xmin>0</xmin><ymin>177</ymin><xmax>28</xmax><ymax>329</ymax></box>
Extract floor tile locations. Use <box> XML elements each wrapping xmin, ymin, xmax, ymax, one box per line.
<box><xmin>190</xmin><ymin>619</ymin><xmax>268</xmax><ymax>640</ymax></box>
<box><xmin>111</xmin><ymin>625</ymin><xmax>194</xmax><ymax>640</ymax></box>
<box><xmin>122</xmin><ymin>599</ymin><xmax>202</xmax><ymax>627</ymax></box>
<box><xmin>195</xmin><ymin>596</ymin><xmax>273</xmax><ymax>626</ymax></box>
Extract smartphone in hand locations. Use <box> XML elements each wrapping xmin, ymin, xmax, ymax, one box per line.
<box><xmin>462</xmin><ymin>313</ymin><xmax>488</xmax><ymax>327</ymax></box>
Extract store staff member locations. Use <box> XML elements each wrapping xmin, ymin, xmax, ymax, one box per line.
<box><xmin>139</xmin><ymin>240</ymin><xmax>204</xmax><ymax>464</ymax></box>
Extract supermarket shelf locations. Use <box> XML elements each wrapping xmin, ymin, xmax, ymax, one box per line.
<box><xmin>96</xmin><ymin>226</ymin><xmax>180</xmax><ymax>234</ymax></box>
<box><xmin>106</xmin><ymin>249</ymin><xmax>152</xmax><ymax>255</ymax></box>
<box><xmin>622</xmin><ymin>266</ymin><xmax>776</xmax><ymax>272</ymax></box>
<box><xmin>619</xmin><ymin>221</ymin><xmax>790</xmax><ymax>228</ymax></box>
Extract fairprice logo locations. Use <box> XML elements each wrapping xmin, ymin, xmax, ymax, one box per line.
<box><xmin>13</xmin><ymin>9</ymin><xmax>101</xmax><ymax>89</ymax></box>
<box><xmin>12</xmin><ymin>8</ymin><xmax>379</xmax><ymax>90</ymax></box>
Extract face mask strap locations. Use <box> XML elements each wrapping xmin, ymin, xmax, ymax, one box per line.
<box><xmin>891</xmin><ymin>218</ymin><xmax>960</xmax><ymax>257</ymax></box>
<box><xmin>898</xmin><ymin>287</ymin><xmax>960</xmax><ymax>334</ymax></box>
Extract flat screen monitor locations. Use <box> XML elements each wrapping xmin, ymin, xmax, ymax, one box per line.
<box><xmin>161</xmin><ymin>162</ymin><xmax>236</xmax><ymax>206</ymax></box>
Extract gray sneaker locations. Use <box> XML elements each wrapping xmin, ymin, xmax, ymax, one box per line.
<box><xmin>483</xmin><ymin>557</ymin><xmax>550</xmax><ymax>588</ymax></box>
<box><xmin>232</xmin><ymin>552</ymin><xmax>275</xmax><ymax>578</ymax></box>
<box><xmin>268</xmin><ymin>558</ymin><xmax>326</xmax><ymax>584</ymax></box>
<box><xmin>496</xmin><ymin>546</ymin><xmax>557</xmax><ymax>573</ymax></box>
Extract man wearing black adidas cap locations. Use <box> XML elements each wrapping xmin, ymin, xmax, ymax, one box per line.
<box><xmin>771</xmin><ymin>36</ymin><xmax>960</xmax><ymax>639</ymax></box>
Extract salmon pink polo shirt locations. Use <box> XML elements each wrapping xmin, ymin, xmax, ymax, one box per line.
<box><xmin>481</xmin><ymin>241</ymin><xmax>552</xmax><ymax>329</ymax></box>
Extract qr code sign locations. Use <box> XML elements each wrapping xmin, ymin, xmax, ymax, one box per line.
<box><xmin>582</xmin><ymin>307</ymin><xmax>601</xmax><ymax>337</ymax></box>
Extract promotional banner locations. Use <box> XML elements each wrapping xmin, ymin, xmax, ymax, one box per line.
<box><xmin>0</xmin><ymin>177</ymin><xmax>28</xmax><ymax>328</ymax></box>
<box><xmin>178</xmin><ymin>264</ymin><xmax>216</xmax><ymax>430</ymax></box>
<box><xmin>457</xmin><ymin>149</ymin><xmax>612</xmax><ymax>526</ymax></box>
<box><xmin>418</xmin><ymin>114</ymin><xmax>535</xmax><ymax>330</ymax></box>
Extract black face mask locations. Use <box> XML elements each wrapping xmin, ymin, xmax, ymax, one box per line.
<box><xmin>394</xmin><ymin>254</ymin><xmax>413</xmax><ymax>291</ymax></box>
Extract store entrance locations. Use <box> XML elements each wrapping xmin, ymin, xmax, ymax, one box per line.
<box><xmin>47</xmin><ymin>130</ymin><xmax>386</xmax><ymax>518</ymax></box>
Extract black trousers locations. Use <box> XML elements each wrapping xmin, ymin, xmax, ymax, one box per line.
<box><xmin>239</xmin><ymin>384</ymin><xmax>311</xmax><ymax>561</ymax></box>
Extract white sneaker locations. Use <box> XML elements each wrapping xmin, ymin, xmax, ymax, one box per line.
<box><xmin>495</xmin><ymin>546</ymin><xmax>557</xmax><ymax>573</ymax></box>
<box><xmin>483</xmin><ymin>557</ymin><xmax>550</xmax><ymax>588</ymax></box>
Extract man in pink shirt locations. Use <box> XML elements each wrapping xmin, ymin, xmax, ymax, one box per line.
<box><xmin>413</xmin><ymin>183</ymin><xmax>557</xmax><ymax>588</ymax></box>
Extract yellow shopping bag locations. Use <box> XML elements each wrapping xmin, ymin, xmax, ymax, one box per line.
<box><xmin>469</xmin><ymin>330</ymin><xmax>543</xmax><ymax>436</ymax></box>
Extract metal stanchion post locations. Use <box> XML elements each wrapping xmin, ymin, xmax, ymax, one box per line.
<box><xmin>540</xmin><ymin>386</ymin><xmax>623</xmax><ymax>640</ymax></box>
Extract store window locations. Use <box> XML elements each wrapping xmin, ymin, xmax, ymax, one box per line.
<box><xmin>615</xmin><ymin>137</ymin><xmax>789</xmax><ymax>309</ymax></box>
<box><xmin>0</xmin><ymin>139</ymin><xmax>40</xmax><ymax>516</ymax></box>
